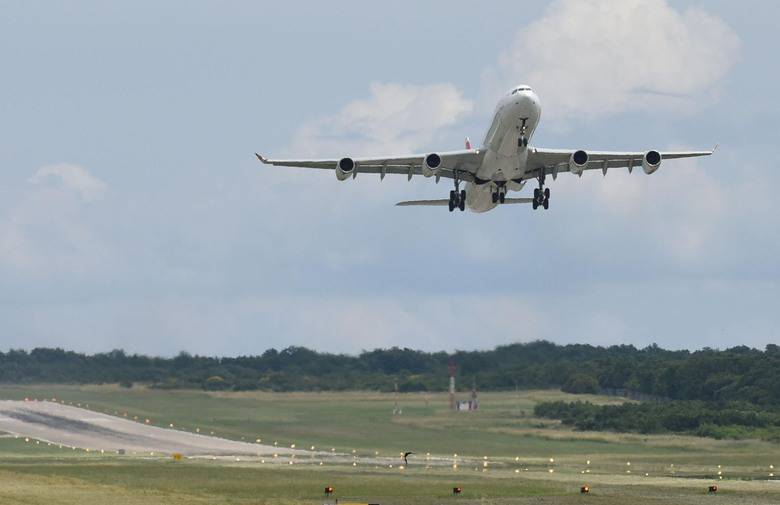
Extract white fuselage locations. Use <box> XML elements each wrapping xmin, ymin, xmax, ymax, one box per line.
<box><xmin>466</xmin><ymin>86</ymin><xmax>541</xmax><ymax>212</ymax></box>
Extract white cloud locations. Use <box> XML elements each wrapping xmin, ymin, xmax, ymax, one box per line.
<box><xmin>482</xmin><ymin>0</ymin><xmax>740</xmax><ymax>121</ymax></box>
<box><xmin>287</xmin><ymin>82</ymin><xmax>474</xmax><ymax>157</ymax></box>
<box><xmin>0</xmin><ymin>164</ymin><xmax>110</xmax><ymax>274</ymax></box>
<box><xmin>30</xmin><ymin>163</ymin><xmax>107</xmax><ymax>201</ymax></box>
<box><xmin>543</xmin><ymin>148</ymin><xmax>778</xmax><ymax>275</ymax></box>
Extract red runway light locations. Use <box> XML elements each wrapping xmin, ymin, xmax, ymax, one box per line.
<box><xmin>324</xmin><ymin>486</ymin><xmax>334</xmax><ymax>496</ymax></box>
<box><xmin>453</xmin><ymin>486</ymin><xmax>462</xmax><ymax>495</ymax></box>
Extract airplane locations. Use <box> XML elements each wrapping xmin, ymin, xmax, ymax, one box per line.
<box><xmin>255</xmin><ymin>85</ymin><xmax>714</xmax><ymax>213</ymax></box>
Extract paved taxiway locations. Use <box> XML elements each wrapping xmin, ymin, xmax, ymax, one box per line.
<box><xmin>0</xmin><ymin>400</ymin><xmax>299</xmax><ymax>457</ymax></box>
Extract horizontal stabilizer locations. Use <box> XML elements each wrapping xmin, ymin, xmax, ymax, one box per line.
<box><xmin>396</xmin><ymin>197</ymin><xmax>533</xmax><ymax>207</ymax></box>
<box><xmin>502</xmin><ymin>198</ymin><xmax>534</xmax><ymax>204</ymax></box>
<box><xmin>395</xmin><ymin>199</ymin><xmax>449</xmax><ymax>206</ymax></box>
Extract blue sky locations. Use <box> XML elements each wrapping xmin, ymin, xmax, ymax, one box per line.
<box><xmin>0</xmin><ymin>0</ymin><xmax>778</xmax><ymax>355</ymax></box>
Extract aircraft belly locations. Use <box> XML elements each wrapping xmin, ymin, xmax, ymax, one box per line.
<box><xmin>466</xmin><ymin>182</ymin><xmax>497</xmax><ymax>213</ymax></box>
<box><xmin>477</xmin><ymin>149</ymin><xmax>522</xmax><ymax>181</ymax></box>
<box><xmin>496</xmin><ymin>128</ymin><xmax>519</xmax><ymax>157</ymax></box>
<box><xmin>504</xmin><ymin>150</ymin><xmax>527</xmax><ymax>180</ymax></box>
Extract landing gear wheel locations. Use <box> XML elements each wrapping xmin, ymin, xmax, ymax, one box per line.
<box><xmin>449</xmin><ymin>171</ymin><xmax>465</xmax><ymax>213</ymax></box>
<box><xmin>491</xmin><ymin>192</ymin><xmax>498</xmax><ymax>204</ymax></box>
<box><xmin>533</xmin><ymin>187</ymin><xmax>549</xmax><ymax>210</ymax></box>
<box><xmin>499</xmin><ymin>192</ymin><xmax>506</xmax><ymax>204</ymax></box>
<box><xmin>532</xmin><ymin>172</ymin><xmax>550</xmax><ymax>211</ymax></box>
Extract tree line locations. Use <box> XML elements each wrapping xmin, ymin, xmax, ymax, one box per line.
<box><xmin>534</xmin><ymin>400</ymin><xmax>780</xmax><ymax>442</ymax></box>
<box><xmin>0</xmin><ymin>341</ymin><xmax>778</xmax><ymax>406</ymax></box>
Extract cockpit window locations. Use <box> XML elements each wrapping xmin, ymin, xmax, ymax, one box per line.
<box><xmin>511</xmin><ymin>86</ymin><xmax>532</xmax><ymax>94</ymax></box>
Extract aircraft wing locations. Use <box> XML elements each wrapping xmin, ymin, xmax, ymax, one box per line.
<box><xmin>526</xmin><ymin>147</ymin><xmax>715</xmax><ymax>178</ymax></box>
<box><xmin>255</xmin><ymin>150</ymin><xmax>485</xmax><ymax>182</ymax></box>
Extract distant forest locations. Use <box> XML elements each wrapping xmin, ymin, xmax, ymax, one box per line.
<box><xmin>534</xmin><ymin>400</ymin><xmax>780</xmax><ymax>442</ymax></box>
<box><xmin>1</xmin><ymin>341</ymin><xmax>778</xmax><ymax>405</ymax></box>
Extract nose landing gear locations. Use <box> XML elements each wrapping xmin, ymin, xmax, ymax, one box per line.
<box><xmin>518</xmin><ymin>135</ymin><xmax>528</xmax><ymax>148</ymax></box>
<box><xmin>517</xmin><ymin>119</ymin><xmax>529</xmax><ymax>149</ymax></box>
<box><xmin>532</xmin><ymin>173</ymin><xmax>550</xmax><ymax>210</ymax></box>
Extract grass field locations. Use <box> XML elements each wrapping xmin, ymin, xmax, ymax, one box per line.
<box><xmin>1</xmin><ymin>385</ymin><xmax>779</xmax><ymax>504</ymax></box>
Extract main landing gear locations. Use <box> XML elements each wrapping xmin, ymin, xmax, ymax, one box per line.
<box><xmin>448</xmin><ymin>174</ymin><xmax>466</xmax><ymax>212</ymax></box>
<box><xmin>448</xmin><ymin>190</ymin><xmax>466</xmax><ymax>212</ymax></box>
<box><xmin>532</xmin><ymin>173</ymin><xmax>550</xmax><ymax>210</ymax></box>
<box><xmin>491</xmin><ymin>185</ymin><xmax>506</xmax><ymax>204</ymax></box>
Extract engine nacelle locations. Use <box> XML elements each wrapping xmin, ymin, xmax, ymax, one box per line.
<box><xmin>569</xmin><ymin>150</ymin><xmax>588</xmax><ymax>176</ymax></box>
<box><xmin>421</xmin><ymin>153</ymin><xmax>442</xmax><ymax>177</ymax></box>
<box><xmin>642</xmin><ymin>150</ymin><xmax>662</xmax><ymax>174</ymax></box>
<box><xmin>335</xmin><ymin>157</ymin><xmax>355</xmax><ymax>181</ymax></box>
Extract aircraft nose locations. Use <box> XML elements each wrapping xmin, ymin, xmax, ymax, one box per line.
<box><xmin>514</xmin><ymin>94</ymin><xmax>534</xmax><ymax>111</ymax></box>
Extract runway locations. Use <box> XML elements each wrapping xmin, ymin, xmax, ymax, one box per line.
<box><xmin>0</xmin><ymin>400</ymin><xmax>300</xmax><ymax>457</ymax></box>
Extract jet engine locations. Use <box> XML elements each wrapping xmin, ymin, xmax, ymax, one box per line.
<box><xmin>335</xmin><ymin>157</ymin><xmax>355</xmax><ymax>181</ymax></box>
<box><xmin>569</xmin><ymin>150</ymin><xmax>588</xmax><ymax>176</ymax></box>
<box><xmin>421</xmin><ymin>153</ymin><xmax>442</xmax><ymax>177</ymax></box>
<box><xmin>642</xmin><ymin>150</ymin><xmax>662</xmax><ymax>174</ymax></box>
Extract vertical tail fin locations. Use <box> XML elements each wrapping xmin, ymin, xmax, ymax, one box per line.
<box><xmin>465</xmin><ymin>137</ymin><xmax>472</xmax><ymax>150</ymax></box>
